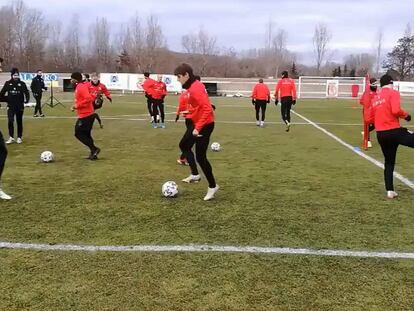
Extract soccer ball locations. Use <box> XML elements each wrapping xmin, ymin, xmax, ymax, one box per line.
<box><xmin>40</xmin><ymin>151</ymin><xmax>54</xmax><ymax>163</ymax></box>
<box><xmin>162</xmin><ymin>181</ymin><xmax>178</xmax><ymax>198</ymax></box>
<box><xmin>211</xmin><ymin>142</ymin><xmax>221</xmax><ymax>152</ymax></box>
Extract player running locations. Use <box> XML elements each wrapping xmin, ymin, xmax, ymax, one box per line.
<box><xmin>275</xmin><ymin>71</ymin><xmax>297</xmax><ymax>132</ymax></box>
<box><xmin>88</xmin><ymin>73</ymin><xmax>112</xmax><ymax>129</ymax></box>
<box><xmin>367</xmin><ymin>74</ymin><xmax>413</xmax><ymax>199</ymax></box>
<box><xmin>359</xmin><ymin>78</ymin><xmax>378</xmax><ymax>148</ymax></box>
<box><xmin>174</xmin><ymin>63</ymin><xmax>219</xmax><ymax>201</ymax></box>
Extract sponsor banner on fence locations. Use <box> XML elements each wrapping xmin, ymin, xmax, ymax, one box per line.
<box><xmin>393</xmin><ymin>81</ymin><xmax>414</xmax><ymax>94</ymax></box>
<box><xmin>19</xmin><ymin>72</ymin><xmax>59</xmax><ymax>87</ymax></box>
<box><xmin>101</xmin><ymin>73</ymin><xmax>182</xmax><ymax>93</ymax></box>
<box><xmin>326</xmin><ymin>80</ymin><xmax>339</xmax><ymax>98</ymax></box>
<box><xmin>100</xmin><ymin>73</ymin><xmax>129</xmax><ymax>90</ymax></box>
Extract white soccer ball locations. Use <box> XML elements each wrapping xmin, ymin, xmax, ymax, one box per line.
<box><xmin>40</xmin><ymin>151</ymin><xmax>54</xmax><ymax>163</ymax></box>
<box><xmin>211</xmin><ymin>142</ymin><xmax>221</xmax><ymax>152</ymax></box>
<box><xmin>162</xmin><ymin>181</ymin><xmax>178</xmax><ymax>198</ymax></box>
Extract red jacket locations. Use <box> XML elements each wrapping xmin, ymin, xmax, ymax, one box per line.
<box><xmin>369</xmin><ymin>87</ymin><xmax>409</xmax><ymax>131</ymax></box>
<box><xmin>252</xmin><ymin>83</ymin><xmax>270</xmax><ymax>101</ymax></box>
<box><xmin>152</xmin><ymin>81</ymin><xmax>167</xmax><ymax>100</ymax></box>
<box><xmin>187</xmin><ymin>80</ymin><xmax>214</xmax><ymax>131</ymax></box>
<box><xmin>359</xmin><ymin>89</ymin><xmax>377</xmax><ymax>123</ymax></box>
<box><xmin>74</xmin><ymin>82</ymin><xmax>95</xmax><ymax>118</ymax></box>
<box><xmin>88</xmin><ymin>81</ymin><xmax>111</xmax><ymax>100</ymax></box>
<box><xmin>275</xmin><ymin>78</ymin><xmax>297</xmax><ymax>99</ymax></box>
<box><xmin>177</xmin><ymin>90</ymin><xmax>191</xmax><ymax>119</ymax></box>
<box><xmin>142</xmin><ymin>78</ymin><xmax>156</xmax><ymax>97</ymax></box>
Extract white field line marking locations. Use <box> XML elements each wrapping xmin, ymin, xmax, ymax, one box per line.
<box><xmin>0</xmin><ymin>114</ymin><xmax>399</xmax><ymax>127</ymax></box>
<box><xmin>292</xmin><ymin>110</ymin><xmax>414</xmax><ymax>190</ymax></box>
<box><xmin>0</xmin><ymin>241</ymin><xmax>413</xmax><ymax>259</ymax></box>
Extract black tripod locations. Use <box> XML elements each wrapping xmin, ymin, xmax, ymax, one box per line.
<box><xmin>43</xmin><ymin>81</ymin><xmax>64</xmax><ymax>108</ymax></box>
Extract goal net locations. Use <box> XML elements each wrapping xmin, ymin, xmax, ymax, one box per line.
<box><xmin>298</xmin><ymin>76</ymin><xmax>366</xmax><ymax>99</ymax></box>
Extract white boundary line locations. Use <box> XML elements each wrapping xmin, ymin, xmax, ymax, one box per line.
<box><xmin>291</xmin><ymin>110</ymin><xmax>414</xmax><ymax>190</ymax></box>
<box><xmin>1</xmin><ymin>241</ymin><xmax>413</xmax><ymax>259</ymax></box>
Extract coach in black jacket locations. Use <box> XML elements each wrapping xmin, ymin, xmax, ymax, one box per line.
<box><xmin>30</xmin><ymin>69</ymin><xmax>47</xmax><ymax>117</ymax></box>
<box><xmin>0</xmin><ymin>68</ymin><xmax>30</xmax><ymax>144</ymax></box>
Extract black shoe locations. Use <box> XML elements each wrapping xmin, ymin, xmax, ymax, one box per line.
<box><xmin>89</xmin><ymin>147</ymin><xmax>101</xmax><ymax>160</ymax></box>
<box><xmin>40</xmin><ymin>114</ymin><xmax>45</xmax><ymax>117</ymax></box>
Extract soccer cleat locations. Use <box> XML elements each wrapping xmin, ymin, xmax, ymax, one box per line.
<box><xmin>256</xmin><ymin>121</ymin><xmax>260</xmax><ymax>126</ymax></box>
<box><xmin>16</xmin><ymin>137</ymin><xmax>22</xmax><ymax>144</ymax></box>
<box><xmin>285</xmin><ymin>122</ymin><xmax>290</xmax><ymax>132</ymax></box>
<box><xmin>367</xmin><ymin>141</ymin><xmax>372</xmax><ymax>148</ymax></box>
<box><xmin>33</xmin><ymin>114</ymin><xmax>39</xmax><ymax>117</ymax></box>
<box><xmin>89</xmin><ymin>147</ymin><xmax>101</xmax><ymax>160</ymax></box>
<box><xmin>203</xmin><ymin>185</ymin><xmax>219</xmax><ymax>201</ymax></box>
<box><xmin>260</xmin><ymin>121</ymin><xmax>264</xmax><ymax>127</ymax></box>
<box><xmin>387</xmin><ymin>191</ymin><xmax>398</xmax><ymax>199</ymax></box>
<box><xmin>152</xmin><ymin>123</ymin><xmax>158</xmax><ymax>129</ymax></box>
<box><xmin>5</xmin><ymin>137</ymin><xmax>15</xmax><ymax>144</ymax></box>
<box><xmin>160</xmin><ymin>123</ymin><xmax>166</xmax><ymax>129</ymax></box>
<box><xmin>40</xmin><ymin>114</ymin><xmax>45</xmax><ymax>117</ymax></box>
<box><xmin>0</xmin><ymin>188</ymin><xmax>11</xmax><ymax>200</ymax></box>
<box><xmin>182</xmin><ymin>174</ymin><xmax>201</xmax><ymax>183</ymax></box>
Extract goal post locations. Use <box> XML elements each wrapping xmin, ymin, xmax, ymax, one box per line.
<box><xmin>298</xmin><ymin>76</ymin><xmax>366</xmax><ymax>99</ymax></box>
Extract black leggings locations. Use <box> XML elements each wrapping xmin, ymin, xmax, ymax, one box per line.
<box><xmin>95</xmin><ymin>112</ymin><xmax>102</xmax><ymax>127</ymax></box>
<box><xmin>8</xmin><ymin>108</ymin><xmax>24</xmax><ymax>138</ymax></box>
<box><xmin>75</xmin><ymin>114</ymin><xmax>98</xmax><ymax>153</ymax></box>
<box><xmin>179</xmin><ymin>121</ymin><xmax>216</xmax><ymax>188</ymax></box>
<box><xmin>281</xmin><ymin>96</ymin><xmax>293</xmax><ymax>123</ymax></box>
<box><xmin>34</xmin><ymin>93</ymin><xmax>43</xmax><ymax>115</ymax></box>
<box><xmin>153</xmin><ymin>99</ymin><xmax>165</xmax><ymax>123</ymax></box>
<box><xmin>255</xmin><ymin>100</ymin><xmax>267</xmax><ymax>121</ymax></box>
<box><xmin>377</xmin><ymin>127</ymin><xmax>414</xmax><ymax>191</ymax></box>
<box><xmin>0</xmin><ymin>131</ymin><xmax>8</xmax><ymax>180</ymax></box>
<box><xmin>146</xmin><ymin>96</ymin><xmax>153</xmax><ymax>117</ymax></box>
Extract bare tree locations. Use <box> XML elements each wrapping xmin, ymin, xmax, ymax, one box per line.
<box><xmin>144</xmin><ymin>14</ymin><xmax>165</xmax><ymax>71</ymax></box>
<box><xmin>64</xmin><ymin>14</ymin><xmax>82</xmax><ymax>70</ymax></box>
<box><xmin>89</xmin><ymin>17</ymin><xmax>113</xmax><ymax>71</ymax></box>
<box><xmin>313</xmin><ymin>23</ymin><xmax>331</xmax><ymax>74</ymax></box>
<box><xmin>181</xmin><ymin>26</ymin><xmax>217</xmax><ymax>75</ymax></box>
<box><xmin>374</xmin><ymin>28</ymin><xmax>384</xmax><ymax>76</ymax></box>
<box><xmin>46</xmin><ymin>20</ymin><xmax>64</xmax><ymax>70</ymax></box>
<box><xmin>0</xmin><ymin>5</ymin><xmax>17</xmax><ymax>66</ymax></box>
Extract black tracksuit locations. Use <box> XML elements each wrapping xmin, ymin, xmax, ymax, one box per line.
<box><xmin>0</xmin><ymin>78</ymin><xmax>30</xmax><ymax>138</ymax></box>
<box><xmin>30</xmin><ymin>75</ymin><xmax>47</xmax><ymax>115</ymax></box>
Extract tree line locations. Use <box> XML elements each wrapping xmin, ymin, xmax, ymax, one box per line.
<box><xmin>0</xmin><ymin>0</ymin><xmax>412</xmax><ymax>79</ymax></box>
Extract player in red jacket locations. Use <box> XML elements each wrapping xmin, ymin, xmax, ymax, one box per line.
<box><xmin>174</xmin><ymin>63</ymin><xmax>218</xmax><ymax>201</ymax></box>
<box><xmin>275</xmin><ymin>71</ymin><xmax>297</xmax><ymax>132</ymax></box>
<box><xmin>70</xmin><ymin>72</ymin><xmax>100</xmax><ymax>160</ymax></box>
<box><xmin>251</xmin><ymin>78</ymin><xmax>270</xmax><ymax>127</ymax></box>
<box><xmin>152</xmin><ymin>75</ymin><xmax>167</xmax><ymax>128</ymax></box>
<box><xmin>359</xmin><ymin>78</ymin><xmax>377</xmax><ymax>148</ymax></box>
<box><xmin>368</xmin><ymin>74</ymin><xmax>413</xmax><ymax>199</ymax></box>
<box><xmin>89</xmin><ymin>73</ymin><xmax>112</xmax><ymax>129</ymax></box>
<box><xmin>141</xmin><ymin>72</ymin><xmax>157</xmax><ymax>125</ymax></box>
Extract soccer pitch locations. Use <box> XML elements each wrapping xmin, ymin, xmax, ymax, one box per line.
<box><xmin>0</xmin><ymin>94</ymin><xmax>413</xmax><ymax>310</ymax></box>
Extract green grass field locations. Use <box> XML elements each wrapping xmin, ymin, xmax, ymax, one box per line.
<box><xmin>0</xmin><ymin>93</ymin><xmax>413</xmax><ymax>310</ymax></box>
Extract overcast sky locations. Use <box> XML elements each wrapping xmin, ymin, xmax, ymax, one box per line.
<box><xmin>2</xmin><ymin>0</ymin><xmax>414</xmax><ymax>64</ymax></box>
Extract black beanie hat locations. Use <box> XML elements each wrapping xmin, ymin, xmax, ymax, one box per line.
<box><xmin>281</xmin><ymin>71</ymin><xmax>288</xmax><ymax>78</ymax></box>
<box><xmin>10</xmin><ymin>67</ymin><xmax>19</xmax><ymax>76</ymax></box>
<box><xmin>71</xmin><ymin>72</ymin><xmax>83</xmax><ymax>82</ymax></box>
<box><xmin>380</xmin><ymin>74</ymin><xmax>393</xmax><ymax>87</ymax></box>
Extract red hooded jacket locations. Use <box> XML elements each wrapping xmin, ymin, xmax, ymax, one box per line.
<box><xmin>152</xmin><ymin>81</ymin><xmax>167</xmax><ymax>100</ymax></box>
<box><xmin>142</xmin><ymin>78</ymin><xmax>156</xmax><ymax>97</ymax></box>
<box><xmin>368</xmin><ymin>87</ymin><xmax>409</xmax><ymax>131</ymax></box>
<box><xmin>275</xmin><ymin>78</ymin><xmax>297</xmax><ymax>99</ymax></box>
<box><xmin>359</xmin><ymin>89</ymin><xmax>377</xmax><ymax>123</ymax></box>
<box><xmin>252</xmin><ymin>83</ymin><xmax>270</xmax><ymax>101</ymax></box>
<box><xmin>74</xmin><ymin>82</ymin><xmax>95</xmax><ymax>118</ymax></box>
<box><xmin>186</xmin><ymin>80</ymin><xmax>214</xmax><ymax>131</ymax></box>
<box><xmin>88</xmin><ymin>81</ymin><xmax>111</xmax><ymax>100</ymax></box>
